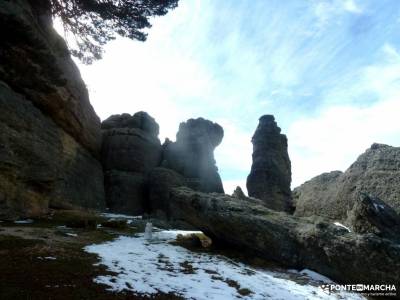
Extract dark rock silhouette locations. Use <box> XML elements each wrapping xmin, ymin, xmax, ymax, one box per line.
<box><xmin>246</xmin><ymin>115</ymin><xmax>292</xmax><ymax>212</ymax></box>
<box><xmin>147</xmin><ymin>167</ymin><xmax>186</xmax><ymax>217</ymax></box>
<box><xmin>294</xmin><ymin>143</ymin><xmax>400</xmax><ymax>220</ymax></box>
<box><xmin>0</xmin><ymin>0</ymin><xmax>105</xmax><ymax>218</ymax></box>
<box><xmin>101</xmin><ymin>112</ymin><xmax>162</xmax><ymax>214</ymax></box>
<box><xmin>161</xmin><ymin>118</ymin><xmax>224</xmax><ymax>193</ymax></box>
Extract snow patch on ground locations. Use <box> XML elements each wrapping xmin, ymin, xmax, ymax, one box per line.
<box><xmin>373</xmin><ymin>203</ymin><xmax>385</xmax><ymax>212</ymax></box>
<box><xmin>66</xmin><ymin>233</ymin><xmax>77</xmax><ymax>237</ymax></box>
<box><xmin>333</xmin><ymin>222</ymin><xmax>351</xmax><ymax>232</ymax></box>
<box><xmin>38</xmin><ymin>256</ymin><xmax>57</xmax><ymax>260</ymax></box>
<box><xmin>85</xmin><ymin>230</ymin><xmax>365</xmax><ymax>300</ymax></box>
<box><xmin>101</xmin><ymin>213</ymin><xmax>142</xmax><ymax>220</ymax></box>
<box><xmin>14</xmin><ymin>219</ymin><xmax>34</xmax><ymax>224</ymax></box>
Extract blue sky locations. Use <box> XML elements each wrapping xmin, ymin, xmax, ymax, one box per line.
<box><xmin>63</xmin><ymin>0</ymin><xmax>400</xmax><ymax>193</ymax></box>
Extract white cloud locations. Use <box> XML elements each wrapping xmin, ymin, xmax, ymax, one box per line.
<box><xmin>314</xmin><ymin>0</ymin><xmax>363</xmax><ymax>29</ymax></box>
<box><xmin>289</xmin><ymin>44</ymin><xmax>400</xmax><ymax>187</ymax></box>
<box><xmin>343</xmin><ymin>0</ymin><xmax>362</xmax><ymax>13</ymax></box>
<box><xmin>214</xmin><ymin>119</ymin><xmax>253</xmax><ymax>175</ymax></box>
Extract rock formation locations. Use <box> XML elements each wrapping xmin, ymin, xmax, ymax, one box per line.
<box><xmin>294</xmin><ymin>144</ymin><xmax>400</xmax><ymax>220</ymax></box>
<box><xmin>147</xmin><ymin>167</ymin><xmax>186</xmax><ymax>217</ymax></box>
<box><xmin>292</xmin><ymin>171</ymin><xmax>343</xmax><ymax>219</ymax></box>
<box><xmin>345</xmin><ymin>193</ymin><xmax>400</xmax><ymax>241</ymax></box>
<box><xmin>161</xmin><ymin>118</ymin><xmax>224</xmax><ymax>193</ymax></box>
<box><xmin>232</xmin><ymin>186</ymin><xmax>247</xmax><ymax>200</ymax></box>
<box><xmin>246</xmin><ymin>115</ymin><xmax>292</xmax><ymax>212</ymax></box>
<box><xmin>101</xmin><ymin>112</ymin><xmax>162</xmax><ymax>214</ymax></box>
<box><xmin>167</xmin><ymin>187</ymin><xmax>400</xmax><ymax>286</ymax></box>
<box><xmin>0</xmin><ymin>0</ymin><xmax>105</xmax><ymax>218</ymax></box>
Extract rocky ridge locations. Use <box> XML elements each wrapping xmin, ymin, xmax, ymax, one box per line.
<box><xmin>294</xmin><ymin>143</ymin><xmax>400</xmax><ymax>220</ymax></box>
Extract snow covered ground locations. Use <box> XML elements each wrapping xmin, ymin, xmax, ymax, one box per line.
<box><xmin>85</xmin><ymin>230</ymin><xmax>365</xmax><ymax>300</ymax></box>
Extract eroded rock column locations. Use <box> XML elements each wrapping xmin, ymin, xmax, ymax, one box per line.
<box><xmin>246</xmin><ymin>115</ymin><xmax>292</xmax><ymax>212</ymax></box>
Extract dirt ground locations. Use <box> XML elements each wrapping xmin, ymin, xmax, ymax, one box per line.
<box><xmin>0</xmin><ymin>213</ymin><xmax>184</xmax><ymax>300</ymax></box>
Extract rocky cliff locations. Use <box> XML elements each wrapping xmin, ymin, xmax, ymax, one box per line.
<box><xmin>101</xmin><ymin>112</ymin><xmax>162</xmax><ymax>214</ymax></box>
<box><xmin>0</xmin><ymin>0</ymin><xmax>105</xmax><ymax>218</ymax></box>
<box><xmin>246</xmin><ymin>115</ymin><xmax>292</xmax><ymax>212</ymax></box>
<box><xmin>294</xmin><ymin>143</ymin><xmax>400</xmax><ymax>220</ymax></box>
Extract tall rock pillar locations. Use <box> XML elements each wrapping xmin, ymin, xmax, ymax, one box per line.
<box><xmin>246</xmin><ymin>115</ymin><xmax>292</xmax><ymax>212</ymax></box>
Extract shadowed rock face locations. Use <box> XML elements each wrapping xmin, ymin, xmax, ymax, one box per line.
<box><xmin>294</xmin><ymin>143</ymin><xmax>400</xmax><ymax>220</ymax></box>
<box><xmin>161</xmin><ymin>118</ymin><xmax>224</xmax><ymax>193</ymax></box>
<box><xmin>147</xmin><ymin>167</ymin><xmax>186</xmax><ymax>218</ymax></box>
<box><xmin>101</xmin><ymin>112</ymin><xmax>162</xmax><ymax>214</ymax></box>
<box><xmin>346</xmin><ymin>193</ymin><xmax>400</xmax><ymax>241</ymax></box>
<box><xmin>246</xmin><ymin>115</ymin><xmax>292</xmax><ymax>212</ymax></box>
<box><xmin>0</xmin><ymin>0</ymin><xmax>105</xmax><ymax>218</ymax></box>
<box><xmin>167</xmin><ymin>187</ymin><xmax>400</xmax><ymax>286</ymax></box>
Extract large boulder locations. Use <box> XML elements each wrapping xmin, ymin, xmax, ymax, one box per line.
<box><xmin>246</xmin><ymin>115</ymin><xmax>292</xmax><ymax>212</ymax></box>
<box><xmin>345</xmin><ymin>193</ymin><xmax>400</xmax><ymax>241</ymax></box>
<box><xmin>294</xmin><ymin>144</ymin><xmax>400</xmax><ymax>220</ymax></box>
<box><xmin>0</xmin><ymin>0</ymin><xmax>105</xmax><ymax>218</ymax></box>
<box><xmin>168</xmin><ymin>187</ymin><xmax>400</xmax><ymax>286</ymax></box>
<box><xmin>101</xmin><ymin>112</ymin><xmax>162</xmax><ymax>214</ymax></box>
<box><xmin>161</xmin><ymin>118</ymin><xmax>224</xmax><ymax>193</ymax></box>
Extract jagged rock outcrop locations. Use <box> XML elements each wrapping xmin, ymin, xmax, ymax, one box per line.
<box><xmin>246</xmin><ymin>115</ymin><xmax>292</xmax><ymax>212</ymax></box>
<box><xmin>232</xmin><ymin>186</ymin><xmax>246</xmax><ymax>200</ymax></box>
<box><xmin>0</xmin><ymin>0</ymin><xmax>105</xmax><ymax>218</ymax></box>
<box><xmin>168</xmin><ymin>187</ymin><xmax>400</xmax><ymax>286</ymax></box>
<box><xmin>101</xmin><ymin>112</ymin><xmax>162</xmax><ymax>214</ymax></box>
<box><xmin>294</xmin><ymin>144</ymin><xmax>400</xmax><ymax>220</ymax></box>
<box><xmin>161</xmin><ymin>118</ymin><xmax>224</xmax><ymax>193</ymax></box>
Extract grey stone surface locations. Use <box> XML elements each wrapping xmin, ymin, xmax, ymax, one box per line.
<box><xmin>345</xmin><ymin>193</ymin><xmax>400</xmax><ymax>241</ymax></box>
<box><xmin>232</xmin><ymin>186</ymin><xmax>247</xmax><ymax>200</ymax></box>
<box><xmin>147</xmin><ymin>167</ymin><xmax>186</xmax><ymax>217</ymax></box>
<box><xmin>294</xmin><ymin>144</ymin><xmax>400</xmax><ymax>220</ymax></box>
<box><xmin>168</xmin><ymin>187</ymin><xmax>400</xmax><ymax>286</ymax></box>
<box><xmin>0</xmin><ymin>82</ymin><xmax>105</xmax><ymax>218</ymax></box>
<box><xmin>293</xmin><ymin>171</ymin><xmax>343</xmax><ymax>219</ymax></box>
